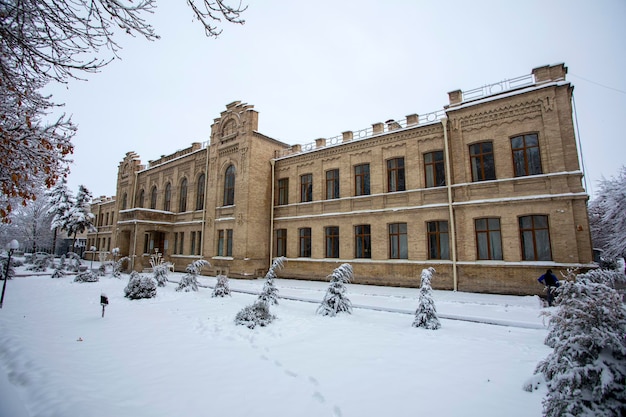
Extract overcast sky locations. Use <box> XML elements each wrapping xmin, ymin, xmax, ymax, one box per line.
<box><xmin>46</xmin><ymin>0</ymin><xmax>626</xmax><ymax>200</ymax></box>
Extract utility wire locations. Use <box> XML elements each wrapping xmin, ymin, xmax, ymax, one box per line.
<box><xmin>570</xmin><ymin>73</ymin><xmax>626</xmax><ymax>95</ymax></box>
<box><xmin>572</xmin><ymin>93</ymin><xmax>591</xmax><ymax>197</ymax></box>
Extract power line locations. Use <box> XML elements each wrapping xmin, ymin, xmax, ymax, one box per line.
<box><xmin>570</xmin><ymin>73</ymin><xmax>626</xmax><ymax>95</ymax></box>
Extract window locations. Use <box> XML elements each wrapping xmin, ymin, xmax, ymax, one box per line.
<box><xmin>105</xmin><ymin>212</ymin><xmax>109</xmax><ymax>225</ymax></box>
<box><xmin>122</xmin><ymin>193</ymin><xmax>128</xmax><ymax>210</ymax></box>
<box><xmin>276</xmin><ymin>229</ymin><xmax>287</xmax><ymax>257</ymax></box>
<box><xmin>389</xmin><ymin>223</ymin><xmax>408</xmax><ymax>259</ymax></box>
<box><xmin>98</xmin><ymin>213</ymin><xmax>103</xmax><ymax>227</ymax></box>
<box><xmin>143</xmin><ymin>234</ymin><xmax>149</xmax><ymax>254</ymax></box>
<box><xmin>299</xmin><ymin>228</ymin><xmax>311</xmax><ymax>257</ymax></box>
<box><xmin>277</xmin><ymin>178</ymin><xmax>289</xmax><ymax>205</ymax></box>
<box><xmin>217</xmin><ymin>229</ymin><xmax>233</xmax><ymax>257</ymax></box>
<box><xmin>179</xmin><ymin>178</ymin><xmax>188</xmax><ymax>212</ymax></box>
<box><xmin>196</xmin><ymin>231</ymin><xmax>202</xmax><ymax>255</ymax></box>
<box><xmin>163</xmin><ymin>183</ymin><xmax>171</xmax><ymax>211</ymax></box>
<box><xmin>519</xmin><ymin>215</ymin><xmax>552</xmax><ymax>261</ymax></box>
<box><xmin>355</xmin><ymin>225</ymin><xmax>371</xmax><ymax>259</ymax></box>
<box><xmin>424</xmin><ymin>151</ymin><xmax>446</xmax><ymax>187</ymax></box>
<box><xmin>179</xmin><ymin>232</ymin><xmax>184</xmax><ymax>255</ymax></box>
<box><xmin>196</xmin><ymin>174</ymin><xmax>205</xmax><ymax>210</ymax></box>
<box><xmin>427</xmin><ymin>221</ymin><xmax>449</xmax><ymax>260</ymax></box>
<box><xmin>511</xmin><ymin>133</ymin><xmax>542</xmax><ymax>177</ymax></box>
<box><xmin>475</xmin><ymin>218</ymin><xmax>503</xmax><ymax>260</ymax></box>
<box><xmin>107</xmin><ymin>237</ymin><xmax>111</xmax><ymax>251</ymax></box>
<box><xmin>354</xmin><ymin>164</ymin><xmax>370</xmax><ymax>196</ymax></box>
<box><xmin>470</xmin><ymin>142</ymin><xmax>496</xmax><ymax>181</ymax></box>
<box><xmin>191</xmin><ymin>231</ymin><xmax>196</xmax><ymax>256</ymax></box>
<box><xmin>387</xmin><ymin>158</ymin><xmax>405</xmax><ymax>192</ymax></box>
<box><xmin>326</xmin><ymin>169</ymin><xmax>340</xmax><ymax>199</ymax></box>
<box><xmin>300</xmin><ymin>174</ymin><xmax>313</xmax><ymax>202</ymax></box>
<box><xmin>174</xmin><ymin>232</ymin><xmax>178</xmax><ymax>255</ymax></box>
<box><xmin>223</xmin><ymin>165</ymin><xmax>235</xmax><ymax>206</ymax></box>
<box><xmin>138</xmin><ymin>189</ymin><xmax>145</xmax><ymax>208</ymax></box>
<box><xmin>325</xmin><ymin>226</ymin><xmax>339</xmax><ymax>258</ymax></box>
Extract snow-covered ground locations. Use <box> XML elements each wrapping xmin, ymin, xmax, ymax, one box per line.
<box><xmin>0</xmin><ymin>263</ymin><xmax>551</xmax><ymax>417</ymax></box>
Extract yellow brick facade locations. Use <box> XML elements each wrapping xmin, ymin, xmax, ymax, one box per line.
<box><xmin>88</xmin><ymin>63</ymin><xmax>593</xmax><ymax>295</ymax></box>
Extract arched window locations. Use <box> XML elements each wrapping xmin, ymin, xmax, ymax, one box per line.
<box><xmin>121</xmin><ymin>193</ymin><xmax>128</xmax><ymax>210</ymax></box>
<box><xmin>179</xmin><ymin>178</ymin><xmax>188</xmax><ymax>212</ymax></box>
<box><xmin>150</xmin><ymin>186</ymin><xmax>158</xmax><ymax>210</ymax></box>
<box><xmin>164</xmin><ymin>183</ymin><xmax>171</xmax><ymax>211</ymax></box>
<box><xmin>138</xmin><ymin>189</ymin><xmax>145</xmax><ymax>208</ymax></box>
<box><xmin>223</xmin><ymin>165</ymin><xmax>235</xmax><ymax>206</ymax></box>
<box><xmin>196</xmin><ymin>173</ymin><xmax>205</xmax><ymax>211</ymax></box>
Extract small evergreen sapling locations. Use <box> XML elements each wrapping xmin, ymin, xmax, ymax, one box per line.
<box><xmin>235</xmin><ymin>257</ymin><xmax>285</xmax><ymax>328</ymax></box>
<box><xmin>66</xmin><ymin>252</ymin><xmax>82</xmax><ymax>272</ymax></box>
<box><xmin>176</xmin><ymin>259</ymin><xmax>210</xmax><ymax>292</ymax></box>
<box><xmin>124</xmin><ymin>271</ymin><xmax>157</xmax><ymax>299</ymax></box>
<box><xmin>317</xmin><ymin>263</ymin><xmax>353</xmax><ymax>316</ymax></box>
<box><xmin>212</xmin><ymin>274</ymin><xmax>231</xmax><ymax>297</ymax></box>
<box><xmin>412</xmin><ymin>267</ymin><xmax>441</xmax><ymax>330</ymax></box>
<box><xmin>258</xmin><ymin>256</ymin><xmax>284</xmax><ymax>306</ymax></box>
<box><xmin>112</xmin><ymin>256</ymin><xmax>130</xmax><ymax>278</ymax></box>
<box><xmin>534</xmin><ymin>268</ymin><xmax>626</xmax><ymax>417</ymax></box>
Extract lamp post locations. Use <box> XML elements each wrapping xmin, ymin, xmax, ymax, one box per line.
<box><xmin>1</xmin><ymin>239</ymin><xmax>19</xmax><ymax>309</ymax></box>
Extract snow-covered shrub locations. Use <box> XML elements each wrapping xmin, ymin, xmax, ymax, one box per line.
<box><xmin>51</xmin><ymin>258</ymin><xmax>65</xmax><ymax>278</ymax></box>
<box><xmin>412</xmin><ymin>267</ymin><xmax>441</xmax><ymax>330</ymax></box>
<box><xmin>258</xmin><ymin>257</ymin><xmax>284</xmax><ymax>306</ymax></box>
<box><xmin>212</xmin><ymin>274</ymin><xmax>231</xmax><ymax>297</ymax></box>
<box><xmin>112</xmin><ymin>256</ymin><xmax>130</xmax><ymax>278</ymax></box>
<box><xmin>317</xmin><ymin>263</ymin><xmax>353</xmax><ymax>317</ymax></box>
<box><xmin>534</xmin><ymin>268</ymin><xmax>626</xmax><ymax>417</ymax></box>
<box><xmin>176</xmin><ymin>259</ymin><xmax>210</xmax><ymax>292</ymax></box>
<box><xmin>124</xmin><ymin>271</ymin><xmax>157</xmax><ymax>300</ymax></box>
<box><xmin>26</xmin><ymin>254</ymin><xmax>52</xmax><ymax>272</ymax></box>
<box><xmin>74</xmin><ymin>270</ymin><xmax>99</xmax><ymax>282</ymax></box>
<box><xmin>150</xmin><ymin>251</ymin><xmax>171</xmax><ymax>287</ymax></box>
<box><xmin>0</xmin><ymin>257</ymin><xmax>15</xmax><ymax>280</ymax></box>
<box><xmin>97</xmin><ymin>263</ymin><xmax>106</xmax><ymax>276</ymax></box>
<box><xmin>235</xmin><ymin>300</ymin><xmax>275</xmax><ymax>329</ymax></box>
<box><xmin>66</xmin><ymin>252</ymin><xmax>82</xmax><ymax>272</ymax></box>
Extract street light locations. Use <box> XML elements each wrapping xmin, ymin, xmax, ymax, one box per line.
<box><xmin>1</xmin><ymin>239</ymin><xmax>19</xmax><ymax>309</ymax></box>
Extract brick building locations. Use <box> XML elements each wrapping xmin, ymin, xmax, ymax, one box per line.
<box><xmin>88</xmin><ymin>63</ymin><xmax>593</xmax><ymax>295</ymax></box>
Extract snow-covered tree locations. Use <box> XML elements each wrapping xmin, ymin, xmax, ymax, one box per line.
<box><xmin>65</xmin><ymin>252</ymin><xmax>82</xmax><ymax>272</ymax></box>
<box><xmin>124</xmin><ymin>271</ymin><xmax>157</xmax><ymax>299</ymax></box>
<box><xmin>46</xmin><ymin>178</ymin><xmax>74</xmax><ymax>254</ymax></box>
<box><xmin>317</xmin><ymin>263</ymin><xmax>353</xmax><ymax>317</ymax></box>
<box><xmin>176</xmin><ymin>259</ymin><xmax>210</xmax><ymax>292</ymax></box>
<box><xmin>258</xmin><ymin>257</ymin><xmax>284</xmax><ymax>306</ymax></box>
<box><xmin>412</xmin><ymin>267</ymin><xmax>441</xmax><ymax>330</ymax></box>
<box><xmin>65</xmin><ymin>185</ymin><xmax>96</xmax><ymax>250</ymax></box>
<box><xmin>212</xmin><ymin>274</ymin><xmax>231</xmax><ymax>297</ymax></box>
<box><xmin>588</xmin><ymin>166</ymin><xmax>626</xmax><ymax>260</ymax></box>
<box><xmin>535</xmin><ymin>268</ymin><xmax>626</xmax><ymax>417</ymax></box>
<box><xmin>74</xmin><ymin>270</ymin><xmax>99</xmax><ymax>283</ymax></box>
<box><xmin>235</xmin><ymin>257</ymin><xmax>285</xmax><ymax>328</ymax></box>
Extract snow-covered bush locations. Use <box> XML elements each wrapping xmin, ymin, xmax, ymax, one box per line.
<box><xmin>412</xmin><ymin>267</ymin><xmax>441</xmax><ymax>330</ymax></box>
<box><xmin>150</xmin><ymin>251</ymin><xmax>171</xmax><ymax>287</ymax></box>
<box><xmin>74</xmin><ymin>270</ymin><xmax>99</xmax><ymax>283</ymax></box>
<box><xmin>212</xmin><ymin>274</ymin><xmax>231</xmax><ymax>297</ymax></box>
<box><xmin>26</xmin><ymin>254</ymin><xmax>52</xmax><ymax>272</ymax></box>
<box><xmin>176</xmin><ymin>259</ymin><xmax>210</xmax><ymax>292</ymax></box>
<box><xmin>235</xmin><ymin>300</ymin><xmax>275</xmax><ymax>329</ymax></box>
<box><xmin>124</xmin><ymin>271</ymin><xmax>157</xmax><ymax>300</ymax></box>
<box><xmin>112</xmin><ymin>256</ymin><xmax>130</xmax><ymax>278</ymax></box>
<box><xmin>235</xmin><ymin>257</ymin><xmax>285</xmax><ymax>328</ymax></box>
<box><xmin>51</xmin><ymin>258</ymin><xmax>65</xmax><ymax>278</ymax></box>
<box><xmin>317</xmin><ymin>263</ymin><xmax>353</xmax><ymax>317</ymax></box>
<box><xmin>66</xmin><ymin>252</ymin><xmax>82</xmax><ymax>272</ymax></box>
<box><xmin>97</xmin><ymin>263</ymin><xmax>106</xmax><ymax>276</ymax></box>
<box><xmin>534</xmin><ymin>268</ymin><xmax>626</xmax><ymax>416</ymax></box>
<box><xmin>258</xmin><ymin>257</ymin><xmax>284</xmax><ymax>306</ymax></box>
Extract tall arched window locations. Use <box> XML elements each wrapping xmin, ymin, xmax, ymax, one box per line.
<box><xmin>150</xmin><ymin>186</ymin><xmax>158</xmax><ymax>210</ymax></box>
<box><xmin>121</xmin><ymin>193</ymin><xmax>128</xmax><ymax>210</ymax></box>
<box><xmin>196</xmin><ymin>173</ymin><xmax>205</xmax><ymax>210</ymax></box>
<box><xmin>223</xmin><ymin>165</ymin><xmax>235</xmax><ymax>206</ymax></box>
<box><xmin>138</xmin><ymin>189</ymin><xmax>145</xmax><ymax>208</ymax></box>
<box><xmin>164</xmin><ymin>183</ymin><xmax>171</xmax><ymax>211</ymax></box>
<box><xmin>179</xmin><ymin>178</ymin><xmax>188</xmax><ymax>212</ymax></box>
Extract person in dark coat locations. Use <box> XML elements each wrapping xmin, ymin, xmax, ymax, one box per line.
<box><xmin>538</xmin><ymin>269</ymin><xmax>560</xmax><ymax>306</ymax></box>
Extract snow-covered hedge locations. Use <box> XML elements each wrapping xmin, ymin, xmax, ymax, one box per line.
<box><xmin>235</xmin><ymin>300</ymin><xmax>275</xmax><ymax>329</ymax></box>
<box><xmin>74</xmin><ymin>270</ymin><xmax>99</xmax><ymax>283</ymax></box>
<box><xmin>124</xmin><ymin>271</ymin><xmax>157</xmax><ymax>300</ymax></box>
